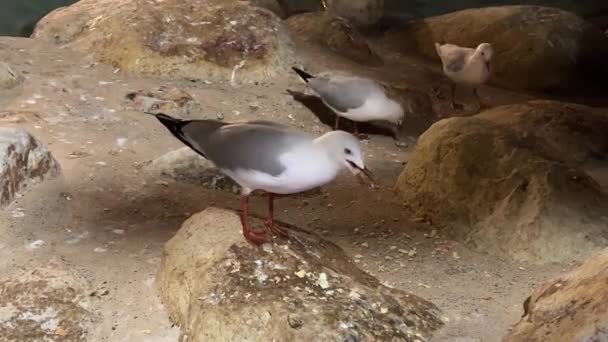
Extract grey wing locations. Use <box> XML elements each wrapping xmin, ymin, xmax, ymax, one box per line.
<box><xmin>443</xmin><ymin>50</ymin><xmax>467</xmax><ymax>73</ymax></box>
<box><xmin>202</xmin><ymin>124</ymin><xmax>310</xmax><ymax>177</ymax></box>
<box><xmin>308</xmin><ymin>78</ymin><xmax>376</xmax><ymax>113</ymax></box>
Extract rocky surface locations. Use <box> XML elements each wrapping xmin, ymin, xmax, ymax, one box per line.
<box><xmin>383</xmin><ymin>5</ymin><xmax>608</xmax><ymax>91</ymax></box>
<box><xmin>32</xmin><ymin>0</ymin><xmax>298</xmax><ymax>84</ymax></box>
<box><xmin>504</xmin><ymin>248</ymin><xmax>608</xmax><ymax>341</ymax></box>
<box><xmin>287</xmin><ymin>12</ymin><xmax>383</xmax><ymax>66</ymax></box>
<box><xmin>124</xmin><ymin>85</ymin><xmax>200</xmax><ymax>118</ymax></box>
<box><xmin>325</xmin><ymin>0</ymin><xmax>385</xmax><ymax>27</ymax></box>
<box><xmin>396</xmin><ymin>100</ymin><xmax>608</xmax><ymax>263</ymax></box>
<box><xmin>158</xmin><ymin>207</ymin><xmax>445</xmax><ymax>342</ymax></box>
<box><xmin>0</xmin><ymin>62</ymin><xmax>21</xmax><ymax>89</ymax></box>
<box><xmin>141</xmin><ymin>147</ymin><xmax>239</xmax><ymax>193</ymax></box>
<box><xmin>0</xmin><ymin>262</ymin><xmax>96</xmax><ymax>341</ymax></box>
<box><xmin>0</xmin><ymin>127</ymin><xmax>60</xmax><ymax>206</ymax></box>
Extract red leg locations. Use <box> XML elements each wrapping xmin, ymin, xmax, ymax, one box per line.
<box><xmin>264</xmin><ymin>193</ymin><xmax>289</xmax><ymax>238</ymax></box>
<box><xmin>240</xmin><ymin>195</ymin><xmax>270</xmax><ymax>245</ymax></box>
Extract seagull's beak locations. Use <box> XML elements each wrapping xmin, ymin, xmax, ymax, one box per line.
<box><xmin>347</xmin><ymin>160</ymin><xmax>375</xmax><ymax>186</ymax></box>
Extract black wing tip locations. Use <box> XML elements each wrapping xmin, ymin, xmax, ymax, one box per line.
<box><xmin>292</xmin><ymin>67</ymin><xmax>314</xmax><ymax>82</ymax></box>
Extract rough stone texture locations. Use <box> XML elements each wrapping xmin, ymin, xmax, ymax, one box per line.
<box><xmin>0</xmin><ymin>263</ymin><xmax>96</xmax><ymax>341</ymax></box>
<box><xmin>287</xmin><ymin>12</ymin><xmax>383</xmax><ymax>66</ymax></box>
<box><xmin>249</xmin><ymin>0</ymin><xmax>287</xmax><ymax>18</ymax></box>
<box><xmin>32</xmin><ymin>0</ymin><xmax>298</xmax><ymax>84</ymax></box>
<box><xmin>158</xmin><ymin>207</ymin><xmax>445</xmax><ymax>341</ymax></box>
<box><xmin>504</xmin><ymin>248</ymin><xmax>608</xmax><ymax>342</ymax></box>
<box><xmin>383</xmin><ymin>6</ymin><xmax>608</xmax><ymax>91</ymax></box>
<box><xmin>396</xmin><ymin>100</ymin><xmax>608</xmax><ymax>263</ymax></box>
<box><xmin>142</xmin><ymin>147</ymin><xmax>240</xmax><ymax>193</ymax></box>
<box><xmin>325</xmin><ymin>0</ymin><xmax>384</xmax><ymax>27</ymax></box>
<box><xmin>0</xmin><ymin>127</ymin><xmax>60</xmax><ymax>206</ymax></box>
<box><xmin>125</xmin><ymin>85</ymin><xmax>200</xmax><ymax>118</ymax></box>
<box><xmin>0</xmin><ymin>62</ymin><xmax>21</xmax><ymax>89</ymax></box>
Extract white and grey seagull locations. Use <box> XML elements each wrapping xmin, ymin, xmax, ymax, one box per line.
<box><xmin>292</xmin><ymin>67</ymin><xmax>404</xmax><ymax>138</ymax></box>
<box><xmin>435</xmin><ymin>42</ymin><xmax>494</xmax><ymax>110</ymax></box>
<box><xmin>148</xmin><ymin>112</ymin><xmax>373</xmax><ymax>245</ymax></box>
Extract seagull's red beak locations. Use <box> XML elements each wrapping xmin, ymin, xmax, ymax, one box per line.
<box><xmin>348</xmin><ymin>161</ymin><xmax>375</xmax><ymax>187</ymax></box>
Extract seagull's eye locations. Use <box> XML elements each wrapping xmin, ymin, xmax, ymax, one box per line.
<box><xmin>344</xmin><ymin>148</ymin><xmax>352</xmax><ymax>155</ymax></box>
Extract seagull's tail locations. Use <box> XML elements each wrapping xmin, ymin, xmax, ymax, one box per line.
<box><xmin>144</xmin><ymin>111</ymin><xmax>187</xmax><ymax>138</ymax></box>
<box><xmin>291</xmin><ymin>67</ymin><xmax>314</xmax><ymax>83</ymax></box>
<box><xmin>434</xmin><ymin>42</ymin><xmax>442</xmax><ymax>57</ymax></box>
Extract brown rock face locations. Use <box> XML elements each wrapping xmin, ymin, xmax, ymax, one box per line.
<box><xmin>0</xmin><ymin>127</ymin><xmax>60</xmax><ymax>206</ymax></box>
<box><xmin>325</xmin><ymin>0</ymin><xmax>384</xmax><ymax>27</ymax></box>
<box><xmin>383</xmin><ymin>6</ymin><xmax>608</xmax><ymax>91</ymax></box>
<box><xmin>396</xmin><ymin>100</ymin><xmax>608</xmax><ymax>263</ymax></box>
<box><xmin>32</xmin><ymin>0</ymin><xmax>297</xmax><ymax>83</ymax></box>
<box><xmin>158</xmin><ymin>207</ymin><xmax>445</xmax><ymax>341</ymax></box>
<box><xmin>287</xmin><ymin>12</ymin><xmax>383</xmax><ymax>66</ymax></box>
<box><xmin>504</xmin><ymin>248</ymin><xmax>608</xmax><ymax>342</ymax></box>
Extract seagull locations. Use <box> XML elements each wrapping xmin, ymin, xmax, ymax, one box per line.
<box><xmin>434</xmin><ymin>42</ymin><xmax>493</xmax><ymax>110</ymax></box>
<box><xmin>291</xmin><ymin>67</ymin><xmax>404</xmax><ymax>139</ymax></box>
<box><xmin>147</xmin><ymin>112</ymin><xmax>374</xmax><ymax>245</ymax></box>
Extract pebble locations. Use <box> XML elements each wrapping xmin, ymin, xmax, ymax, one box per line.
<box><xmin>317</xmin><ymin>273</ymin><xmax>330</xmax><ymax>289</ymax></box>
<box><xmin>26</xmin><ymin>240</ymin><xmax>44</xmax><ymax>250</ymax></box>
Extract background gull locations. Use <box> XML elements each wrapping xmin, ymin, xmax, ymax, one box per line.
<box><xmin>147</xmin><ymin>112</ymin><xmax>373</xmax><ymax>245</ymax></box>
<box><xmin>291</xmin><ymin>67</ymin><xmax>404</xmax><ymax>139</ymax></box>
<box><xmin>435</xmin><ymin>42</ymin><xmax>494</xmax><ymax>111</ymax></box>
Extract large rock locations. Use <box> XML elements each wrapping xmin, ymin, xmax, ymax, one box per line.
<box><xmin>383</xmin><ymin>6</ymin><xmax>608</xmax><ymax>91</ymax></box>
<box><xmin>32</xmin><ymin>0</ymin><xmax>297</xmax><ymax>84</ymax></box>
<box><xmin>0</xmin><ymin>263</ymin><xmax>96</xmax><ymax>341</ymax></box>
<box><xmin>142</xmin><ymin>147</ymin><xmax>239</xmax><ymax>193</ymax></box>
<box><xmin>0</xmin><ymin>62</ymin><xmax>21</xmax><ymax>89</ymax></box>
<box><xmin>0</xmin><ymin>127</ymin><xmax>60</xmax><ymax>206</ymax></box>
<box><xmin>158</xmin><ymin>207</ymin><xmax>445</xmax><ymax>341</ymax></box>
<box><xmin>325</xmin><ymin>0</ymin><xmax>384</xmax><ymax>27</ymax></box>
<box><xmin>287</xmin><ymin>12</ymin><xmax>383</xmax><ymax>66</ymax></box>
<box><xmin>504</xmin><ymin>248</ymin><xmax>608</xmax><ymax>341</ymax></box>
<box><xmin>396</xmin><ymin>100</ymin><xmax>608</xmax><ymax>263</ymax></box>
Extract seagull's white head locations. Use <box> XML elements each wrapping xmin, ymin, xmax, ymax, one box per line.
<box><xmin>476</xmin><ymin>43</ymin><xmax>494</xmax><ymax>62</ymax></box>
<box><xmin>385</xmin><ymin>99</ymin><xmax>405</xmax><ymax>126</ymax></box>
<box><xmin>315</xmin><ymin>131</ymin><xmax>374</xmax><ymax>184</ymax></box>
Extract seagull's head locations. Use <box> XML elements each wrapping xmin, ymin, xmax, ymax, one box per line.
<box><xmin>317</xmin><ymin>131</ymin><xmax>374</xmax><ymax>185</ymax></box>
<box><xmin>387</xmin><ymin>99</ymin><xmax>405</xmax><ymax>127</ymax></box>
<box><xmin>477</xmin><ymin>43</ymin><xmax>494</xmax><ymax>64</ymax></box>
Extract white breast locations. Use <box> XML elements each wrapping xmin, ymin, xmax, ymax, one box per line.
<box><xmin>225</xmin><ymin>144</ymin><xmax>340</xmax><ymax>195</ymax></box>
<box><xmin>336</xmin><ymin>95</ymin><xmax>392</xmax><ymax>122</ymax></box>
<box><xmin>445</xmin><ymin>56</ymin><xmax>490</xmax><ymax>86</ymax></box>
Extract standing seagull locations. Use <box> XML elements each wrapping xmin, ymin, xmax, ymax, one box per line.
<box><xmin>148</xmin><ymin>112</ymin><xmax>373</xmax><ymax>245</ymax></box>
<box><xmin>435</xmin><ymin>42</ymin><xmax>493</xmax><ymax>110</ymax></box>
<box><xmin>292</xmin><ymin>67</ymin><xmax>404</xmax><ymax>139</ymax></box>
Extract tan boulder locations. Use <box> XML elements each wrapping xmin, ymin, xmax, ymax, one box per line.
<box><xmin>504</xmin><ymin>248</ymin><xmax>608</xmax><ymax>341</ymax></box>
<box><xmin>0</xmin><ymin>62</ymin><xmax>21</xmax><ymax>89</ymax></box>
<box><xmin>287</xmin><ymin>12</ymin><xmax>383</xmax><ymax>66</ymax></box>
<box><xmin>0</xmin><ymin>127</ymin><xmax>60</xmax><ymax>206</ymax></box>
<box><xmin>157</xmin><ymin>207</ymin><xmax>445</xmax><ymax>341</ymax></box>
<box><xmin>0</xmin><ymin>263</ymin><xmax>96</xmax><ymax>341</ymax></box>
<box><xmin>325</xmin><ymin>0</ymin><xmax>384</xmax><ymax>27</ymax></box>
<box><xmin>32</xmin><ymin>0</ymin><xmax>297</xmax><ymax>84</ymax></box>
<box><xmin>383</xmin><ymin>6</ymin><xmax>608</xmax><ymax>91</ymax></box>
<box><xmin>396</xmin><ymin>100</ymin><xmax>608</xmax><ymax>263</ymax></box>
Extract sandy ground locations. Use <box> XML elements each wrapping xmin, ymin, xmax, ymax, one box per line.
<box><xmin>0</xmin><ymin>36</ymin><xmax>600</xmax><ymax>342</ymax></box>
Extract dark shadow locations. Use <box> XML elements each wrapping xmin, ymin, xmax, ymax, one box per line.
<box><xmin>285</xmin><ymin>89</ymin><xmax>398</xmax><ymax>139</ymax></box>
